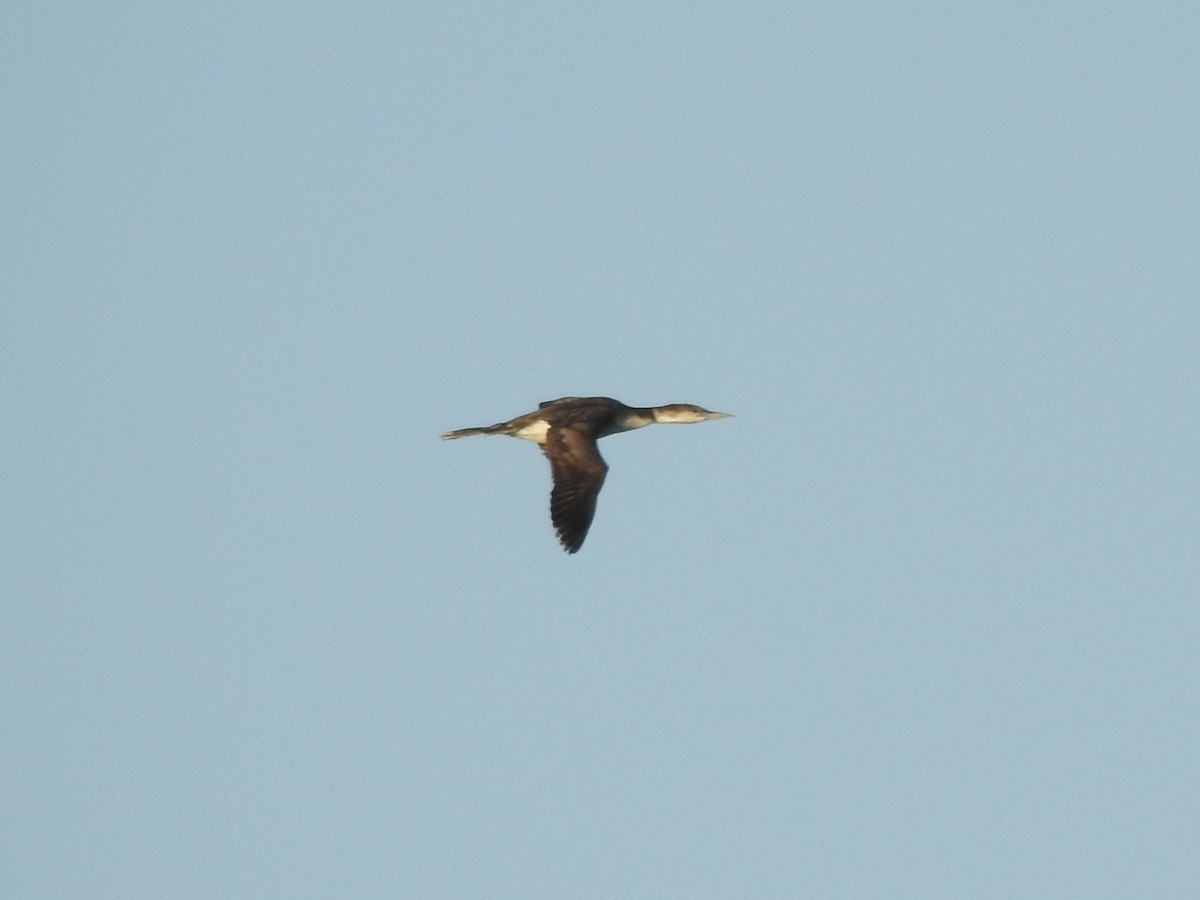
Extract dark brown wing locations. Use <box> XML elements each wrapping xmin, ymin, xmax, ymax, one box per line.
<box><xmin>539</xmin><ymin>396</ymin><xmax>581</xmax><ymax>408</ymax></box>
<box><xmin>542</xmin><ymin>426</ymin><xmax>608</xmax><ymax>553</ymax></box>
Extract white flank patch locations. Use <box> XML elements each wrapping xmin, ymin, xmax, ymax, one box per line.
<box><xmin>513</xmin><ymin>419</ymin><xmax>550</xmax><ymax>443</ymax></box>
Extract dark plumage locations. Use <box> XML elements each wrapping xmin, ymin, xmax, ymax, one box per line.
<box><xmin>442</xmin><ymin>396</ymin><xmax>731</xmax><ymax>552</ymax></box>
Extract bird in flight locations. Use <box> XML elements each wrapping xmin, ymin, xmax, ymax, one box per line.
<box><xmin>442</xmin><ymin>396</ymin><xmax>732</xmax><ymax>553</ymax></box>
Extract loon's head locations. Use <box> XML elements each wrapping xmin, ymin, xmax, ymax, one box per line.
<box><xmin>651</xmin><ymin>403</ymin><xmax>733</xmax><ymax>425</ymax></box>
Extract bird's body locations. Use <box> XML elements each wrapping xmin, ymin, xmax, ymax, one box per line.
<box><xmin>442</xmin><ymin>396</ymin><xmax>731</xmax><ymax>553</ymax></box>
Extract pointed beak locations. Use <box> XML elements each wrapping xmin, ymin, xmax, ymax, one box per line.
<box><xmin>705</xmin><ymin>411</ymin><xmax>733</xmax><ymax>420</ymax></box>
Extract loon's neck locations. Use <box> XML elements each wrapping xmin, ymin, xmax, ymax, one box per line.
<box><xmin>602</xmin><ymin>407</ymin><xmax>656</xmax><ymax>436</ymax></box>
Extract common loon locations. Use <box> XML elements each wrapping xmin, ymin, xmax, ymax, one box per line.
<box><xmin>441</xmin><ymin>396</ymin><xmax>732</xmax><ymax>553</ymax></box>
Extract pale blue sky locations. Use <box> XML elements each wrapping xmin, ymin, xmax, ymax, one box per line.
<box><xmin>4</xmin><ymin>2</ymin><xmax>1199</xmax><ymax>898</ymax></box>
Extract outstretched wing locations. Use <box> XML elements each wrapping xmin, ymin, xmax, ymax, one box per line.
<box><xmin>542</xmin><ymin>426</ymin><xmax>608</xmax><ymax>553</ymax></box>
<box><xmin>539</xmin><ymin>396</ymin><xmax>581</xmax><ymax>408</ymax></box>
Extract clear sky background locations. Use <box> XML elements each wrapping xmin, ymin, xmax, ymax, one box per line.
<box><xmin>4</xmin><ymin>2</ymin><xmax>1198</xmax><ymax>898</ymax></box>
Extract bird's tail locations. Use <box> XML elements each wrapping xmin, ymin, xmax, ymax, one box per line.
<box><xmin>440</xmin><ymin>423</ymin><xmax>506</xmax><ymax>440</ymax></box>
